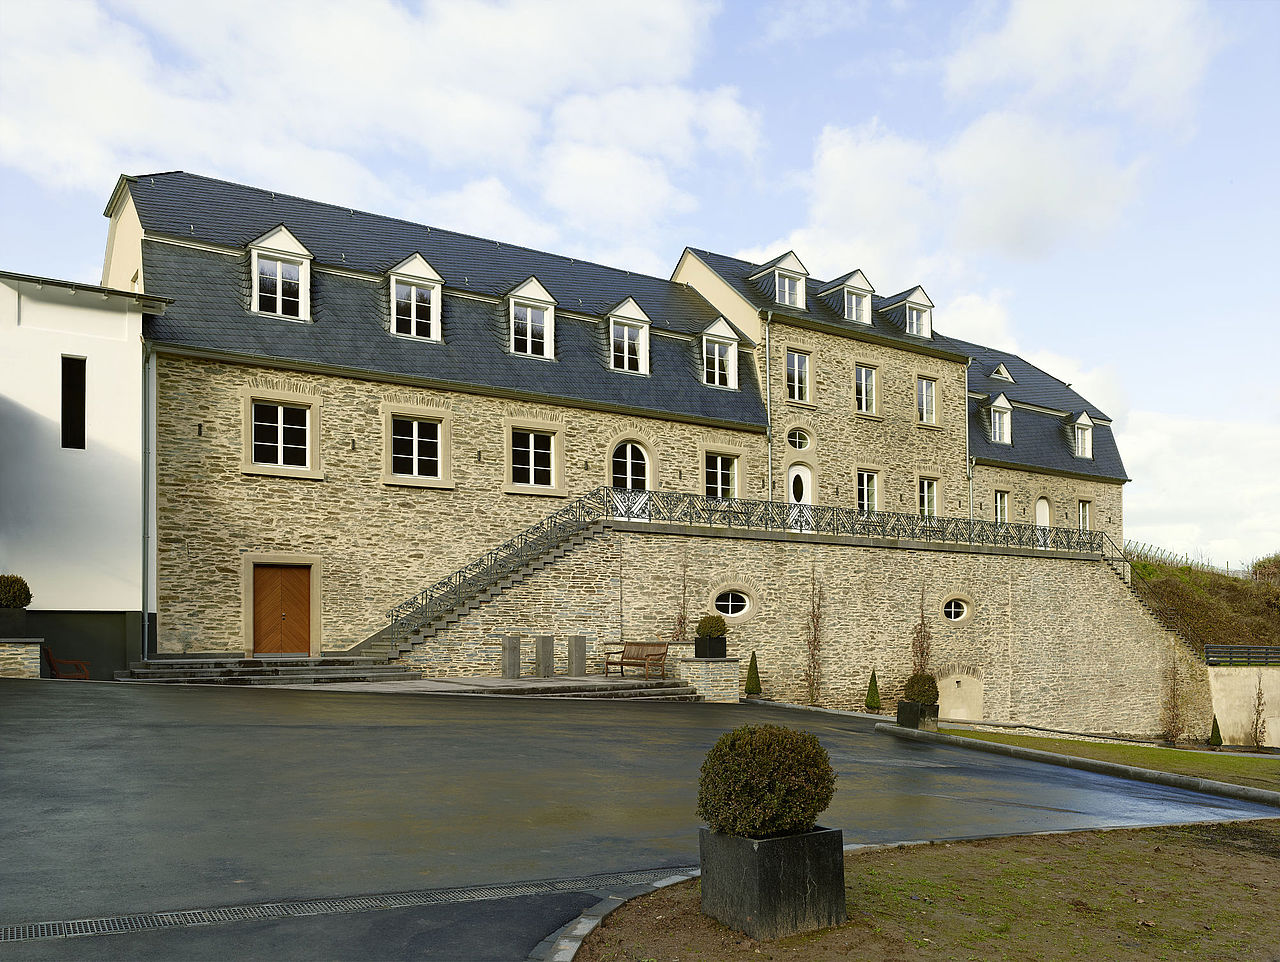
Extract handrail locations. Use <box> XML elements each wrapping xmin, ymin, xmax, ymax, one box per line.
<box><xmin>1101</xmin><ymin>533</ymin><xmax>1209</xmax><ymax>656</ymax></box>
<box><xmin>1205</xmin><ymin>645</ymin><xmax>1280</xmax><ymax>666</ymax></box>
<box><xmin>382</xmin><ymin>485</ymin><xmax>1108</xmax><ymax>640</ymax></box>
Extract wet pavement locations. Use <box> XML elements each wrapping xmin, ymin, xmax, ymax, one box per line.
<box><xmin>1</xmin><ymin>679</ymin><xmax>1273</xmax><ymax>959</ymax></box>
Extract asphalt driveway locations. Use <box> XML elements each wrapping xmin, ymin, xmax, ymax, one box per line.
<box><xmin>1</xmin><ymin>679</ymin><xmax>1272</xmax><ymax>958</ymax></box>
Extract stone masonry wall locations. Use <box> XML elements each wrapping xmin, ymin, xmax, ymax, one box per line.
<box><xmin>0</xmin><ymin>642</ymin><xmax>41</xmax><ymax>678</ymax></box>
<box><xmin>425</xmin><ymin>526</ymin><xmax>1208</xmax><ymax>738</ymax></box>
<box><xmin>971</xmin><ymin>463</ymin><xmax>1124</xmax><ymax>547</ymax></box>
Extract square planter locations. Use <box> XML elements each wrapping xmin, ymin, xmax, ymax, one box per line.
<box><xmin>896</xmin><ymin>700</ymin><xmax>939</xmax><ymax>731</ymax></box>
<box><xmin>699</xmin><ymin>826</ymin><xmax>846</xmax><ymax>940</ymax></box>
<box><xmin>694</xmin><ymin>636</ymin><xmax>727</xmax><ymax>659</ymax></box>
<box><xmin>0</xmin><ymin>608</ymin><xmax>27</xmax><ymax>639</ymax></box>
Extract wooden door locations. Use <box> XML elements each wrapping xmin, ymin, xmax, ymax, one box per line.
<box><xmin>253</xmin><ymin>565</ymin><xmax>311</xmax><ymax>655</ymax></box>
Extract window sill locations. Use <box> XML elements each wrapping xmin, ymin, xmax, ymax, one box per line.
<box><xmin>785</xmin><ymin>398</ymin><xmax>817</xmax><ymax>410</ymax></box>
<box><xmin>382</xmin><ymin>475</ymin><xmax>455</xmax><ymax>490</ymax></box>
<box><xmin>854</xmin><ymin>411</ymin><xmax>883</xmax><ymax>422</ymax></box>
<box><xmin>251</xmin><ymin>308</ymin><xmax>311</xmax><ymax>323</ymax></box>
<box><xmin>242</xmin><ymin>464</ymin><xmax>325</xmax><ymax>481</ymax></box>
<box><xmin>701</xmin><ymin>382</ymin><xmax>740</xmax><ymax>392</ymax></box>
<box><xmin>502</xmin><ymin>482</ymin><xmax>568</xmax><ymax>498</ymax></box>
<box><xmin>916</xmin><ymin>421</ymin><xmax>943</xmax><ymax>432</ymax></box>
<box><xmin>510</xmin><ymin>351</ymin><xmax>557</xmax><ymax>362</ymax></box>
<box><xmin>609</xmin><ymin>367</ymin><xmax>650</xmax><ymax>377</ymax></box>
<box><xmin>390</xmin><ymin>331</ymin><xmax>443</xmax><ymax>344</ymax></box>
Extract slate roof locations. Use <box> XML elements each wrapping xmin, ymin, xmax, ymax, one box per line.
<box><xmin>947</xmin><ymin>336</ymin><xmax>1111</xmax><ymax>421</ymax></box>
<box><xmin>141</xmin><ymin>241</ymin><xmax>767</xmax><ymax>431</ymax></box>
<box><xmin>968</xmin><ymin>398</ymin><xmax>1128</xmax><ymax>482</ymax></box>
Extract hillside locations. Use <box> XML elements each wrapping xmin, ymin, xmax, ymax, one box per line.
<box><xmin>1131</xmin><ymin>553</ymin><xmax>1280</xmax><ymax>650</ymax></box>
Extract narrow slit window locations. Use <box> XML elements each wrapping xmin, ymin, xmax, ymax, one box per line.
<box><xmin>61</xmin><ymin>356</ymin><xmax>86</xmax><ymax>449</ymax></box>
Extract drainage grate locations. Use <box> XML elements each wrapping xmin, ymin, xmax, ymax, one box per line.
<box><xmin>0</xmin><ymin>867</ymin><xmax>697</xmax><ymax>943</ymax></box>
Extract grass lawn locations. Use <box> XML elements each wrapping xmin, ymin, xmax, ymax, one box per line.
<box><xmin>936</xmin><ymin>726</ymin><xmax>1280</xmax><ymax>794</ymax></box>
<box><xmin>580</xmin><ymin>820</ymin><xmax>1280</xmax><ymax>962</ymax></box>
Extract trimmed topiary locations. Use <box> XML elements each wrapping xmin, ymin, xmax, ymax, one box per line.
<box><xmin>745</xmin><ymin>651</ymin><xmax>762</xmax><ymax>696</ymax></box>
<box><xmin>865</xmin><ymin>670</ymin><xmax>881</xmax><ymax>711</ymax></box>
<box><xmin>697</xmin><ymin>724</ymin><xmax>836</xmax><ymax>838</ymax></box>
<box><xmin>1209</xmin><ymin>715</ymin><xmax>1223</xmax><ymax>747</ymax></box>
<box><xmin>696</xmin><ymin>614</ymin><xmax>727</xmax><ymax>638</ymax></box>
<box><xmin>903</xmin><ymin>672</ymin><xmax>938</xmax><ymax>705</ymax></box>
<box><xmin>0</xmin><ymin>575</ymin><xmax>32</xmax><ymax>609</ymax></box>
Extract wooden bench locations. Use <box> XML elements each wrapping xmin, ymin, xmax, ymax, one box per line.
<box><xmin>604</xmin><ymin>642</ymin><xmax>668</xmax><ymax>680</ymax></box>
<box><xmin>42</xmin><ymin>646</ymin><xmax>90</xmax><ymax>680</ymax></box>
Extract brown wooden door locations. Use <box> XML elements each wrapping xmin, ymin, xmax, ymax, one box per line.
<box><xmin>253</xmin><ymin>565</ymin><xmax>311</xmax><ymax>655</ymax></box>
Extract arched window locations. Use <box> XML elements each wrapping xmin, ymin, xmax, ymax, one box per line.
<box><xmin>611</xmin><ymin>442</ymin><xmax>647</xmax><ymax>490</ymax></box>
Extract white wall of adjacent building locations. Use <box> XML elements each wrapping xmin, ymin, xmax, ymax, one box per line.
<box><xmin>0</xmin><ymin>274</ymin><xmax>146</xmax><ymax>612</ymax></box>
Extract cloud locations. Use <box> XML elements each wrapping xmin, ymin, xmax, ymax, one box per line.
<box><xmin>946</xmin><ymin>0</ymin><xmax>1223</xmax><ymax>127</ymax></box>
<box><xmin>540</xmin><ymin>143</ymin><xmax>696</xmax><ymax>236</ymax></box>
<box><xmin>756</xmin><ymin>0</ymin><xmax>871</xmax><ymax>45</ymax></box>
<box><xmin>938</xmin><ymin>290</ymin><xmax>1017</xmax><ymax>351</ymax></box>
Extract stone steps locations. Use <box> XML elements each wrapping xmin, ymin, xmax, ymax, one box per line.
<box><xmin>115</xmin><ymin>657</ymin><xmax>418</xmax><ymax>686</ymax></box>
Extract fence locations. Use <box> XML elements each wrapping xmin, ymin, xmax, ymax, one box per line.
<box><xmin>1123</xmin><ymin>540</ymin><xmax>1257</xmax><ymax>581</ymax></box>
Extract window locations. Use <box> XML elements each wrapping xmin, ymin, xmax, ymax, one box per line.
<box><xmin>775</xmin><ymin>272</ymin><xmax>800</xmax><ymax>307</ymax></box>
<box><xmin>393</xmin><ymin>281</ymin><xmax>437</xmax><ymax>340</ymax></box>
<box><xmin>511</xmin><ymin>303</ymin><xmax>550</xmax><ymax>358</ymax></box>
<box><xmin>390</xmin><ymin>417</ymin><xmax>440</xmax><ymax>479</ymax></box>
<box><xmin>1074</xmin><ymin>424</ymin><xmax>1093</xmax><ymax>458</ymax></box>
<box><xmin>918</xmin><ymin>477</ymin><xmax>938</xmax><ymax>517</ymax></box>
<box><xmin>991</xmin><ymin>407</ymin><xmax>1010</xmax><ymax>444</ymax></box>
<box><xmin>611</xmin><ymin>442</ymin><xmax>647</xmax><ymax>490</ymax></box>
<box><xmin>942</xmin><ymin>598</ymin><xmax>968</xmax><ymax>621</ymax></box>
<box><xmin>703</xmin><ymin>337</ymin><xmax>736</xmax><ymax>388</ymax></box>
<box><xmin>786</xmin><ymin>349</ymin><xmax>811</xmax><ymax>403</ymax></box>
<box><xmin>786</xmin><ymin>428</ymin><xmax>811</xmax><ymax>450</ymax></box>
<box><xmin>256</xmin><ymin>256</ymin><xmax>304</xmax><ymax>318</ymax></box>
<box><xmin>705</xmin><ymin>453</ymin><xmax>736</xmax><ymax>499</ymax></box>
<box><xmin>715</xmin><ymin>590</ymin><xmax>749</xmax><ymax>617</ymax></box>
<box><xmin>611</xmin><ymin>320</ymin><xmax>647</xmax><ymax>374</ymax></box>
<box><xmin>906</xmin><ymin>306</ymin><xmax>928</xmax><ymax>336</ymax></box>
<box><xmin>854</xmin><ymin>364</ymin><xmax>876</xmax><ymax>415</ymax></box>
<box><xmin>845</xmin><ymin>290</ymin><xmax>869</xmax><ymax>323</ymax></box>
<box><xmin>61</xmin><ymin>356</ymin><xmax>86</xmax><ymax>449</ymax></box>
<box><xmin>916</xmin><ymin>377</ymin><xmax>936</xmax><ymax>424</ymax></box>
<box><xmin>856</xmin><ymin>470</ymin><xmax>878</xmax><ymax>513</ymax></box>
<box><xmin>994</xmin><ymin>490</ymin><xmax>1009</xmax><ymax>524</ymax></box>
<box><xmin>1078</xmin><ymin>500</ymin><xmax>1091</xmax><ymax>531</ymax></box>
<box><xmin>252</xmin><ymin>402</ymin><xmax>309</xmax><ymax>467</ymax></box>
<box><xmin>511</xmin><ymin>429</ymin><xmax>554</xmax><ymax>488</ymax></box>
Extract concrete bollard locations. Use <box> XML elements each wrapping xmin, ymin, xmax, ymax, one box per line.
<box><xmin>501</xmin><ymin>634</ymin><xmax>521</xmax><ymax>679</ymax></box>
<box><xmin>567</xmin><ymin>635</ymin><xmax>587</xmax><ymax>677</ymax></box>
<box><xmin>535</xmin><ymin>635</ymin><xmax>554</xmax><ymax>677</ymax></box>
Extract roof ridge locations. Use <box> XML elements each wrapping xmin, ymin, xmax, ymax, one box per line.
<box><xmin>136</xmin><ymin>171</ymin><xmax>690</xmax><ymax>294</ymax></box>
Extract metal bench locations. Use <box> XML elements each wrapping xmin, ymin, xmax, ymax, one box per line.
<box><xmin>603</xmin><ymin>641</ymin><xmax>668</xmax><ymax>680</ymax></box>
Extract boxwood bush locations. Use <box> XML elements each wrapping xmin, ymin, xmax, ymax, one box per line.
<box><xmin>903</xmin><ymin>671</ymin><xmax>938</xmax><ymax>705</ymax></box>
<box><xmin>697</xmin><ymin>724</ymin><xmax>836</xmax><ymax>838</ymax></box>
<box><xmin>0</xmin><ymin>575</ymin><xmax>32</xmax><ymax>609</ymax></box>
<box><xmin>695</xmin><ymin>614</ymin><xmax>727</xmax><ymax>638</ymax></box>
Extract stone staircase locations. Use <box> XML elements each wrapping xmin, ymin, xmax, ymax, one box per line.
<box><xmin>115</xmin><ymin>655</ymin><xmax>420</xmax><ymax>686</ymax></box>
<box><xmin>1102</xmin><ymin>555</ymin><xmax>1205</xmax><ymax>658</ymax></box>
<box><xmin>354</xmin><ymin>519</ymin><xmax>608</xmax><ymax>663</ymax></box>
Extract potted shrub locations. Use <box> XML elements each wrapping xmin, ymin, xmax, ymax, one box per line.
<box><xmin>697</xmin><ymin>723</ymin><xmax>844</xmax><ymax>939</ymax></box>
<box><xmin>694</xmin><ymin>614</ymin><xmax>727</xmax><ymax>659</ymax></box>
<box><xmin>0</xmin><ymin>575</ymin><xmax>32</xmax><ymax>638</ymax></box>
<box><xmin>897</xmin><ymin>672</ymin><xmax>939</xmax><ymax>731</ymax></box>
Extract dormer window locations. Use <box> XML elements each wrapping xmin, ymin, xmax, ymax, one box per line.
<box><xmin>845</xmin><ymin>290</ymin><xmax>870</xmax><ymax>323</ymax></box>
<box><xmin>249</xmin><ymin>225</ymin><xmax>312</xmax><ymax>322</ymax></box>
<box><xmin>507</xmin><ymin>276</ymin><xmax>556</xmax><ymax>359</ymax></box>
<box><xmin>388</xmin><ymin>253</ymin><xmax>444</xmax><ymax>341</ymax></box>
<box><xmin>1074</xmin><ymin>422</ymin><xmax>1093</xmax><ymax>458</ymax></box>
<box><xmin>907</xmin><ymin>306</ymin><xmax>928</xmax><ymax>336</ymax></box>
<box><xmin>704</xmin><ymin>337</ymin><xmax>736</xmax><ymax>387</ymax></box>
<box><xmin>607</xmin><ymin>297</ymin><xmax>651</xmax><ymax>375</ymax></box>
<box><xmin>991</xmin><ymin>362</ymin><xmax>1015</xmax><ymax>382</ymax></box>
<box><xmin>990</xmin><ymin>393</ymin><xmax>1012</xmax><ymax>444</ymax></box>
<box><xmin>776</xmin><ymin>272</ymin><xmax>801</xmax><ymax>308</ymax></box>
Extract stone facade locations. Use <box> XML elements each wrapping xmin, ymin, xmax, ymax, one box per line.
<box><xmin>971</xmin><ymin>463</ymin><xmax>1124</xmax><ymax>547</ymax></box>
<box><xmin>153</xmin><ymin>354</ymin><xmax>764</xmax><ymax>654</ymax></box>
<box><xmin>0</xmin><ymin>642</ymin><xmax>41</xmax><ymax>678</ymax></box>
<box><xmin>425</xmin><ymin>525</ymin><xmax>1208</xmax><ymax>738</ymax></box>
<box><xmin>678</xmin><ymin>658</ymin><xmax>741</xmax><ymax>703</ymax></box>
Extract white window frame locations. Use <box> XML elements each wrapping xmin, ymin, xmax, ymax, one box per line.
<box><xmin>510</xmin><ymin>428</ymin><xmax>555</xmax><ymax>489</ymax></box>
<box><xmin>390</xmin><ymin>276</ymin><xmax>442</xmax><ymax>341</ymax></box>
<box><xmin>854</xmin><ymin>364</ymin><xmax>877</xmax><ymax>415</ymax></box>
<box><xmin>610</xmin><ymin>318</ymin><xmax>649</xmax><ymax>375</ymax></box>
<box><xmin>380</xmin><ymin>402</ymin><xmax>453</xmax><ymax>490</ymax></box>
<box><xmin>918</xmin><ymin>477</ymin><xmax>938</xmax><ymax>517</ymax></box>
<box><xmin>991</xmin><ymin>407</ymin><xmax>1010</xmax><ymax>444</ymax></box>
<box><xmin>510</xmin><ymin>300</ymin><xmax>554</xmax><ymax>359</ymax></box>
<box><xmin>786</xmin><ymin>427</ymin><xmax>812</xmax><ymax>451</ymax></box>
<box><xmin>906</xmin><ymin>304</ymin><xmax>932</xmax><ymax>337</ymax></box>
<box><xmin>785</xmin><ymin>349</ymin><xmax>811</xmax><ymax>403</ymax></box>
<box><xmin>775</xmin><ymin>271</ymin><xmax>803</xmax><ymax>309</ymax></box>
<box><xmin>252</xmin><ymin>251</ymin><xmax>309</xmax><ymax>321</ymax></box>
<box><xmin>1078</xmin><ymin>500</ymin><xmax>1092</xmax><ymax>531</ymax></box>
<box><xmin>994</xmin><ymin>489</ymin><xmax>1009</xmax><ymax>524</ymax></box>
<box><xmin>1074</xmin><ymin>424</ymin><xmax>1093</xmax><ymax>458</ymax></box>
<box><xmin>856</xmin><ymin>470</ymin><xmax>878</xmax><ymax>513</ymax></box>
<box><xmin>703</xmin><ymin>336</ymin><xmax>738</xmax><ymax>389</ymax></box>
<box><xmin>845</xmin><ymin>290</ymin><xmax>870</xmax><ymax>324</ymax></box>
<box><xmin>704</xmin><ymin>452</ymin><xmax>737</xmax><ymax>499</ymax></box>
<box><xmin>390</xmin><ymin>417</ymin><xmax>441</xmax><ymax>480</ymax></box>
<box><xmin>916</xmin><ymin>376</ymin><xmax>936</xmax><ymax>425</ymax></box>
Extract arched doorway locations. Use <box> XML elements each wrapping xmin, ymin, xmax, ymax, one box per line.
<box><xmin>611</xmin><ymin>442</ymin><xmax>649</xmax><ymax>519</ymax></box>
<box><xmin>787</xmin><ymin>463</ymin><xmax>814</xmax><ymax>532</ymax></box>
<box><xmin>1035</xmin><ymin>496</ymin><xmax>1050</xmax><ymax>547</ymax></box>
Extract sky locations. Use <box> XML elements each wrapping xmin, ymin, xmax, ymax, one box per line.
<box><xmin>1</xmin><ymin>0</ymin><xmax>1277</xmax><ymax>568</ymax></box>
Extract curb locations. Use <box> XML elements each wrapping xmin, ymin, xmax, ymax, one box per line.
<box><xmin>874</xmin><ymin>722</ymin><xmax>1280</xmax><ymax>810</ymax></box>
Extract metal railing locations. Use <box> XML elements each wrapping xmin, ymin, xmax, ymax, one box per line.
<box><xmin>1124</xmin><ymin>540</ymin><xmax>1256</xmax><ymax>581</ymax></box>
<box><xmin>383</xmin><ymin>486</ymin><xmax>1107</xmax><ymax>640</ymax></box>
<box><xmin>1205</xmin><ymin>645</ymin><xmax>1280</xmax><ymax>666</ymax></box>
<box><xmin>1101</xmin><ymin>533</ymin><xmax>1210</xmax><ymax>657</ymax></box>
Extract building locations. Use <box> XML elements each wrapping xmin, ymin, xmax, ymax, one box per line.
<box><xmin>7</xmin><ymin>169</ymin><xmax>1198</xmax><ymax>732</ymax></box>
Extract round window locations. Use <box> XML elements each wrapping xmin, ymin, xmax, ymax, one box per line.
<box><xmin>943</xmin><ymin>598</ymin><xmax>968</xmax><ymax>621</ymax></box>
<box><xmin>715</xmin><ymin>590</ymin><xmax>750</xmax><ymax>617</ymax></box>
<box><xmin>786</xmin><ymin>428</ymin><xmax>811</xmax><ymax>450</ymax></box>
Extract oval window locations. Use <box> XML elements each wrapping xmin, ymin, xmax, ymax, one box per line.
<box><xmin>787</xmin><ymin>428</ymin><xmax>811</xmax><ymax>450</ymax></box>
<box><xmin>715</xmin><ymin>590</ymin><xmax>749</xmax><ymax>617</ymax></box>
<box><xmin>943</xmin><ymin>598</ymin><xmax>968</xmax><ymax>621</ymax></box>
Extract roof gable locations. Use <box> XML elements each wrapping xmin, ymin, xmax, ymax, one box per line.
<box><xmin>607</xmin><ymin>296</ymin><xmax>650</xmax><ymax>324</ymax></box>
<box><xmin>749</xmin><ymin>250</ymin><xmax>808</xmax><ymax>279</ymax></box>
<box><xmin>249</xmin><ymin>224</ymin><xmax>312</xmax><ymax>259</ymax></box>
<box><xmin>702</xmin><ymin>317</ymin><xmax>737</xmax><ymax>340</ymax></box>
<box><xmin>507</xmin><ymin>275</ymin><xmax>556</xmax><ymax>305</ymax></box>
<box><xmin>818</xmin><ymin>269</ymin><xmax>873</xmax><ymax>296</ymax></box>
<box><xmin>389</xmin><ymin>252</ymin><xmax>444</xmax><ymax>284</ymax></box>
<box><xmin>990</xmin><ymin>362</ymin><xmax>1015</xmax><ymax>382</ymax></box>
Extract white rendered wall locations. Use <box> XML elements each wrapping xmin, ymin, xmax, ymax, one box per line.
<box><xmin>0</xmin><ymin>278</ymin><xmax>143</xmax><ymax>612</ymax></box>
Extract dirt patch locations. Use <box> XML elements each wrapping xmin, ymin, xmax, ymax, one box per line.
<box><xmin>579</xmin><ymin>819</ymin><xmax>1280</xmax><ymax>962</ymax></box>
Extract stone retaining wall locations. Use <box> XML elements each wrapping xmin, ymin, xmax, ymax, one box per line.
<box><xmin>0</xmin><ymin>641</ymin><xmax>41</xmax><ymax>678</ymax></box>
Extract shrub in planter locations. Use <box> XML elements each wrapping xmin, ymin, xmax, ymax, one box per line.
<box><xmin>865</xmin><ymin>670</ymin><xmax>881</xmax><ymax>712</ymax></box>
<box><xmin>745</xmin><ymin>651</ymin><xmax>762</xmax><ymax>696</ymax></box>
<box><xmin>697</xmin><ymin>724</ymin><xmax>844</xmax><ymax>939</ymax></box>
<box><xmin>0</xmin><ymin>575</ymin><xmax>32</xmax><ymax>638</ymax></box>
<box><xmin>897</xmin><ymin>672</ymin><xmax>940</xmax><ymax>730</ymax></box>
<box><xmin>902</xmin><ymin>672</ymin><xmax>938</xmax><ymax>705</ymax></box>
<box><xmin>694</xmin><ymin>614</ymin><xmax>727</xmax><ymax>659</ymax></box>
